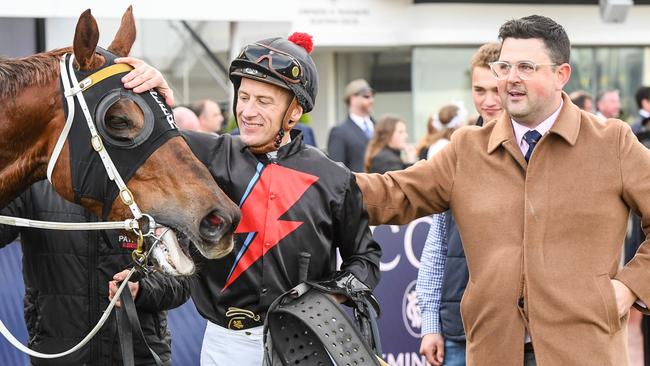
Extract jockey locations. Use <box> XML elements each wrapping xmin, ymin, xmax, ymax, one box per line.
<box><xmin>173</xmin><ymin>33</ymin><xmax>382</xmax><ymax>365</ymax></box>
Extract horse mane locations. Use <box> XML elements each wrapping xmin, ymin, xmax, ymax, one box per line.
<box><xmin>0</xmin><ymin>47</ymin><xmax>71</xmax><ymax>100</ymax></box>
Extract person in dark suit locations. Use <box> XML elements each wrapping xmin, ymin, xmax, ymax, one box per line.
<box><xmin>327</xmin><ymin>79</ymin><xmax>375</xmax><ymax>172</ymax></box>
<box><xmin>294</xmin><ymin>123</ymin><xmax>317</xmax><ymax>147</ymax></box>
<box><xmin>631</xmin><ymin>86</ymin><xmax>650</xmax><ymax>134</ymax></box>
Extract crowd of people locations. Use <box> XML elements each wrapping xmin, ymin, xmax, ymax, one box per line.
<box><xmin>4</xmin><ymin>12</ymin><xmax>650</xmax><ymax>366</ymax></box>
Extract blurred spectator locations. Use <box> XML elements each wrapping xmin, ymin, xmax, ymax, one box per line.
<box><xmin>364</xmin><ymin>114</ymin><xmax>416</xmax><ymax>174</ymax></box>
<box><xmin>421</xmin><ymin>103</ymin><xmax>466</xmax><ymax>159</ymax></box>
<box><xmin>417</xmin><ymin>42</ymin><xmax>501</xmax><ymax>366</ymax></box>
<box><xmin>569</xmin><ymin>90</ymin><xmax>594</xmax><ymax>112</ymax></box>
<box><xmin>191</xmin><ymin>99</ymin><xmax>224</xmax><ymax>135</ymax></box>
<box><xmin>596</xmin><ymin>89</ymin><xmax>621</xmax><ymax>119</ymax></box>
<box><xmin>470</xmin><ymin>45</ymin><xmax>503</xmax><ymax>126</ymax></box>
<box><xmin>173</xmin><ymin>106</ymin><xmax>201</xmax><ymax>131</ymax></box>
<box><xmin>327</xmin><ymin>79</ymin><xmax>375</xmax><ymax>172</ymax></box>
<box><xmin>632</xmin><ymin>86</ymin><xmax>650</xmax><ymax>134</ymax></box>
<box><xmin>415</xmin><ymin>112</ymin><xmax>438</xmax><ymax>159</ymax></box>
<box><xmin>294</xmin><ymin>123</ymin><xmax>318</xmax><ymax>147</ymax></box>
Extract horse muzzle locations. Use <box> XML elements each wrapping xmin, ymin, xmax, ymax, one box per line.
<box><xmin>149</xmin><ymin>226</ymin><xmax>196</xmax><ymax>276</ymax></box>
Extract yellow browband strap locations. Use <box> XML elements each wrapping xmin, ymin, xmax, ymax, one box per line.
<box><xmin>80</xmin><ymin>63</ymin><xmax>134</xmax><ymax>92</ymax></box>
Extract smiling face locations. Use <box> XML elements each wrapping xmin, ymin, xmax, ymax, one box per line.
<box><xmin>497</xmin><ymin>38</ymin><xmax>571</xmax><ymax>127</ymax></box>
<box><xmin>236</xmin><ymin>78</ymin><xmax>296</xmax><ymax>149</ymax></box>
<box><xmin>471</xmin><ymin>66</ymin><xmax>503</xmax><ymax>123</ymax></box>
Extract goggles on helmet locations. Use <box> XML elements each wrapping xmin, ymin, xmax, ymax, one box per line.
<box><xmin>237</xmin><ymin>43</ymin><xmax>304</xmax><ymax>85</ymax></box>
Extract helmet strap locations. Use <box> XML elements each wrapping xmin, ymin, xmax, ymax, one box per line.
<box><xmin>274</xmin><ymin>129</ymin><xmax>285</xmax><ymax>148</ymax></box>
<box><xmin>248</xmin><ymin>96</ymin><xmax>299</xmax><ymax>154</ymax></box>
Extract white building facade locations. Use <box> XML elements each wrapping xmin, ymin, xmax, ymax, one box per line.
<box><xmin>2</xmin><ymin>0</ymin><xmax>650</xmax><ymax>146</ymax></box>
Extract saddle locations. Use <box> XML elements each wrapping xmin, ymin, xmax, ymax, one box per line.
<box><xmin>263</xmin><ymin>272</ymin><xmax>386</xmax><ymax>366</ymax></box>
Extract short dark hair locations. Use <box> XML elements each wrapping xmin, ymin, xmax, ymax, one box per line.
<box><xmin>569</xmin><ymin>90</ymin><xmax>592</xmax><ymax>110</ymax></box>
<box><xmin>189</xmin><ymin>100</ymin><xmax>206</xmax><ymax>117</ymax></box>
<box><xmin>498</xmin><ymin>15</ymin><xmax>571</xmax><ymax>65</ymax></box>
<box><xmin>191</xmin><ymin>99</ymin><xmax>222</xmax><ymax>118</ymax></box>
<box><xmin>635</xmin><ymin>86</ymin><xmax>650</xmax><ymax>109</ymax></box>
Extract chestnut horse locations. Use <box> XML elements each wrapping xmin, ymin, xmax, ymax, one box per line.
<box><xmin>0</xmin><ymin>7</ymin><xmax>240</xmax><ymax>275</ymax></box>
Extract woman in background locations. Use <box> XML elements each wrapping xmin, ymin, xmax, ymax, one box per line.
<box><xmin>415</xmin><ymin>103</ymin><xmax>466</xmax><ymax>160</ymax></box>
<box><xmin>364</xmin><ymin>115</ymin><xmax>417</xmax><ymax>174</ymax></box>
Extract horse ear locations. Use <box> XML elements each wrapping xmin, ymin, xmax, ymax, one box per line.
<box><xmin>73</xmin><ymin>9</ymin><xmax>100</xmax><ymax>70</ymax></box>
<box><xmin>107</xmin><ymin>6</ymin><xmax>136</xmax><ymax>57</ymax></box>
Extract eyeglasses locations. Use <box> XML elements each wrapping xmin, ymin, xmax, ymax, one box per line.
<box><xmin>488</xmin><ymin>61</ymin><xmax>557</xmax><ymax>80</ymax></box>
<box><xmin>237</xmin><ymin>43</ymin><xmax>303</xmax><ymax>84</ymax></box>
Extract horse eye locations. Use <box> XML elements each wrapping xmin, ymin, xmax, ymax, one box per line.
<box><xmin>106</xmin><ymin>116</ymin><xmax>133</xmax><ymax>130</ymax></box>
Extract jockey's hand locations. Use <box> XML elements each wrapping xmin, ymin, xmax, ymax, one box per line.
<box><xmin>420</xmin><ymin>333</ymin><xmax>444</xmax><ymax>366</ymax></box>
<box><xmin>108</xmin><ymin>269</ymin><xmax>140</xmax><ymax>308</ymax></box>
<box><xmin>115</xmin><ymin>57</ymin><xmax>175</xmax><ymax>106</ymax></box>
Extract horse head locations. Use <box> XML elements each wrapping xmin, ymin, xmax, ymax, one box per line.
<box><xmin>0</xmin><ymin>7</ymin><xmax>240</xmax><ymax>275</ymax></box>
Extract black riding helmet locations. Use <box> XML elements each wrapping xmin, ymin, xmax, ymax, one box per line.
<box><xmin>229</xmin><ymin>32</ymin><xmax>319</xmax><ymax>116</ymax></box>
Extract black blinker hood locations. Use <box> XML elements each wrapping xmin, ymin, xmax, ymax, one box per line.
<box><xmin>61</xmin><ymin>48</ymin><xmax>180</xmax><ymax>219</ymax></box>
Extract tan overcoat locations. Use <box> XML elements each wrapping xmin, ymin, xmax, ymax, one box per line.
<box><xmin>355</xmin><ymin>93</ymin><xmax>650</xmax><ymax>366</ymax></box>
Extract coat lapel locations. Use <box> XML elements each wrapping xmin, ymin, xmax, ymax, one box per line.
<box><xmin>549</xmin><ymin>92</ymin><xmax>581</xmax><ymax>147</ymax></box>
<box><xmin>346</xmin><ymin>116</ymin><xmax>370</xmax><ymax>141</ymax></box>
<box><xmin>487</xmin><ymin>109</ymin><xmax>527</xmax><ymax>171</ymax></box>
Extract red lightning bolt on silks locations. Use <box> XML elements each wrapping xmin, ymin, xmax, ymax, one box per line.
<box><xmin>222</xmin><ymin>164</ymin><xmax>318</xmax><ymax>291</ymax></box>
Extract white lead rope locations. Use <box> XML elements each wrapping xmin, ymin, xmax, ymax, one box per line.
<box><xmin>0</xmin><ymin>228</ymin><xmax>165</xmax><ymax>358</ymax></box>
<box><xmin>0</xmin><ymin>267</ymin><xmax>136</xmax><ymax>358</ymax></box>
<box><xmin>0</xmin><ymin>53</ymin><xmax>155</xmax><ymax>360</ymax></box>
<box><xmin>0</xmin><ymin>215</ymin><xmax>138</xmax><ymax>231</ymax></box>
<box><xmin>46</xmin><ymin>56</ymin><xmax>76</xmax><ymax>184</ymax></box>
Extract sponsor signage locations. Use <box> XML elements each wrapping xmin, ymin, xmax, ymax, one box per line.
<box><xmin>372</xmin><ymin>218</ymin><xmax>433</xmax><ymax>365</ymax></box>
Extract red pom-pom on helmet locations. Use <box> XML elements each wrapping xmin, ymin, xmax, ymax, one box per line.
<box><xmin>288</xmin><ymin>32</ymin><xmax>314</xmax><ymax>54</ymax></box>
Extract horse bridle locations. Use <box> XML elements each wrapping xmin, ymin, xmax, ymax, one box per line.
<box><xmin>0</xmin><ymin>53</ymin><xmax>159</xmax><ymax>261</ymax></box>
<box><xmin>52</xmin><ymin>53</ymin><xmax>144</xmax><ymax>218</ymax></box>
<box><xmin>0</xmin><ymin>53</ymin><xmax>170</xmax><ymax>359</ymax></box>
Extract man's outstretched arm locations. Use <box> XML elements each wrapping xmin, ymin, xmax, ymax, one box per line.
<box><xmin>354</xmin><ymin>128</ymin><xmax>462</xmax><ymax>226</ymax></box>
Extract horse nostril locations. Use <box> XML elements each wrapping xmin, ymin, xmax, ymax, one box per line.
<box><xmin>207</xmin><ymin>214</ymin><xmax>223</xmax><ymax>226</ymax></box>
<box><xmin>199</xmin><ymin>211</ymin><xmax>226</xmax><ymax>241</ymax></box>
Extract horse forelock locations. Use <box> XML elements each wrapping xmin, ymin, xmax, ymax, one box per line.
<box><xmin>0</xmin><ymin>48</ymin><xmax>70</xmax><ymax>101</ymax></box>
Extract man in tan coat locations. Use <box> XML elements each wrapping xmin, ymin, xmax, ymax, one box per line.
<box><xmin>355</xmin><ymin>15</ymin><xmax>649</xmax><ymax>366</ymax></box>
